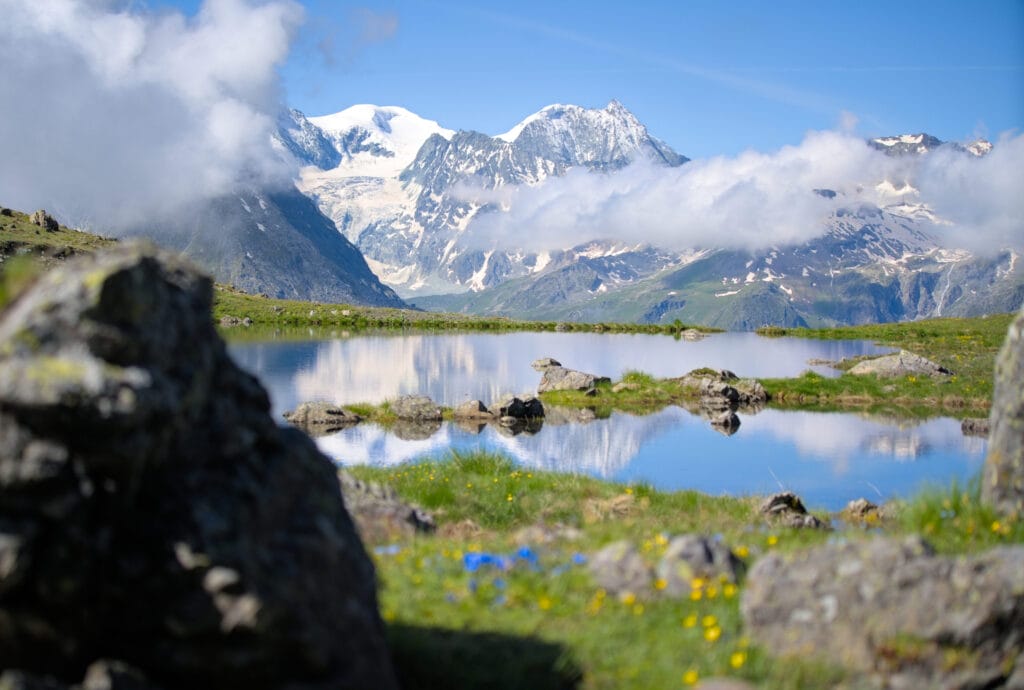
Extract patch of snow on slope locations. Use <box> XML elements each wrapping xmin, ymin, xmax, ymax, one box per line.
<box><xmin>715</xmin><ymin>289</ymin><xmax>740</xmax><ymax>297</ymax></box>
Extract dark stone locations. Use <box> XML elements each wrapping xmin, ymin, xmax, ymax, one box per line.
<box><xmin>983</xmin><ymin>305</ymin><xmax>1024</xmax><ymax>515</ymax></box>
<box><xmin>492</xmin><ymin>395</ymin><xmax>544</xmax><ymax>419</ymax></box>
<box><xmin>0</xmin><ymin>243</ymin><xmax>398</xmax><ymax>689</ymax></box>
<box><xmin>758</xmin><ymin>492</ymin><xmax>826</xmax><ymax>529</ymax></box>
<box><xmin>742</xmin><ymin>537</ymin><xmax>1024</xmax><ymax>689</ymax></box>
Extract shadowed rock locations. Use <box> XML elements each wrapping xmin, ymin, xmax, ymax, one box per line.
<box><xmin>983</xmin><ymin>305</ymin><xmax>1024</xmax><ymax>515</ymax></box>
<box><xmin>338</xmin><ymin>471</ymin><xmax>435</xmax><ymax>543</ymax></box>
<box><xmin>742</xmin><ymin>537</ymin><xmax>1024</xmax><ymax>689</ymax></box>
<box><xmin>0</xmin><ymin>243</ymin><xmax>398</xmax><ymax>689</ymax></box>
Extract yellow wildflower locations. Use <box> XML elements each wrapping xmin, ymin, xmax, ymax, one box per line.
<box><xmin>723</xmin><ymin>583</ymin><xmax>738</xmax><ymax>599</ymax></box>
<box><xmin>682</xmin><ymin>613</ymin><xmax>697</xmax><ymax>628</ymax></box>
<box><xmin>734</xmin><ymin>545</ymin><xmax>750</xmax><ymax>558</ymax></box>
<box><xmin>682</xmin><ymin>669</ymin><xmax>699</xmax><ymax>685</ymax></box>
<box><xmin>538</xmin><ymin>596</ymin><xmax>552</xmax><ymax>611</ymax></box>
<box><xmin>620</xmin><ymin>592</ymin><xmax>637</xmax><ymax>606</ymax></box>
<box><xmin>654</xmin><ymin>578</ymin><xmax>668</xmax><ymax>591</ymax></box>
<box><xmin>730</xmin><ymin>651</ymin><xmax>747</xmax><ymax>668</ymax></box>
<box><xmin>766</xmin><ymin>534</ymin><xmax>779</xmax><ymax>547</ymax></box>
<box><xmin>702</xmin><ymin>614</ymin><xmax>717</xmax><ymax>628</ymax></box>
<box><xmin>704</xmin><ymin>626</ymin><xmax>722</xmax><ymax>642</ymax></box>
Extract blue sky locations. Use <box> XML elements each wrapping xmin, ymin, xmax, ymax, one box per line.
<box><xmin>156</xmin><ymin>0</ymin><xmax>1024</xmax><ymax>158</ymax></box>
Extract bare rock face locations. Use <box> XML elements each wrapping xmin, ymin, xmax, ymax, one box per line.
<box><xmin>0</xmin><ymin>243</ymin><xmax>398</xmax><ymax>689</ymax></box>
<box><xmin>847</xmin><ymin>349</ymin><xmax>952</xmax><ymax>378</ymax></box>
<box><xmin>983</xmin><ymin>305</ymin><xmax>1024</xmax><ymax>515</ymax></box>
<box><xmin>741</xmin><ymin>537</ymin><xmax>1024</xmax><ymax>689</ymax></box>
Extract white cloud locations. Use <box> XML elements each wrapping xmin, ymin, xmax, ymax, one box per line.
<box><xmin>0</xmin><ymin>0</ymin><xmax>304</xmax><ymax>230</ymax></box>
<box><xmin>457</xmin><ymin>129</ymin><xmax>1024</xmax><ymax>255</ymax></box>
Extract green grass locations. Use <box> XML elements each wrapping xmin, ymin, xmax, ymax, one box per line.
<box><xmin>351</xmin><ymin>452</ymin><xmax>1023</xmax><ymax>689</ymax></box>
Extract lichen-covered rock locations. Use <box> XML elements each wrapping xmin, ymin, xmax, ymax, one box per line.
<box><xmin>0</xmin><ymin>243</ymin><xmax>398</xmax><ymax>689</ymax></box>
<box><xmin>283</xmin><ymin>401</ymin><xmax>362</xmax><ymax>434</ymax></box>
<box><xmin>741</xmin><ymin>537</ymin><xmax>1024</xmax><ymax>689</ymax></box>
<box><xmin>537</xmin><ymin>366</ymin><xmax>610</xmax><ymax>393</ymax></box>
<box><xmin>588</xmin><ymin>540</ymin><xmax>652</xmax><ymax>597</ymax></box>
<box><xmin>847</xmin><ymin>350</ymin><xmax>952</xmax><ymax>378</ymax></box>
<box><xmin>390</xmin><ymin>394</ymin><xmax>443</xmax><ymax>420</ymax></box>
<box><xmin>983</xmin><ymin>305</ymin><xmax>1024</xmax><ymax>516</ymax></box>
<box><xmin>655</xmin><ymin>535</ymin><xmax>745</xmax><ymax>597</ymax></box>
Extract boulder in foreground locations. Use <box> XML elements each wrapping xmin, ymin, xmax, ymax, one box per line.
<box><xmin>0</xmin><ymin>243</ymin><xmax>398</xmax><ymax>689</ymax></box>
<box><xmin>984</xmin><ymin>304</ymin><xmax>1024</xmax><ymax>515</ymax></box>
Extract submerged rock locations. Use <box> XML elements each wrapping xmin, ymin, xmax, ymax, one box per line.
<box><xmin>847</xmin><ymin>349</ymin><xmax>953</xmax><ymax>378</ymax></box>
<box><xmin>742</xmin><ymin>537</ymin><xmax>1024</xmax><ymax>689</ymax></box>
<box><xmin>0</xmin><ymin>243</ymin><xmax>398</xmax><ymax>689</ymax></box>
<box><xmin>983</xmin><ymin>304</ymin><xmax>1024</xmax><ymax>515</ymax></box>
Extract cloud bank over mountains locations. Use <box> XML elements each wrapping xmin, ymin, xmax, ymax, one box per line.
<box><xmin>459</xmin><ymin>128</ymin><xmax>1024</xmax><ymax>256</ymax></box>
<box><xmin>0</xmin><ymin>0</ymin><xmax>303</xmax><ymax>229</ymax></box>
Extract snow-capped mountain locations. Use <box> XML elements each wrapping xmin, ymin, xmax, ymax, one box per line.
<box><xmin>284</xmin><ymin>100</ymin><xmax>687</xmax><ymax>295</ymax></box>
<box><xmin>279</xmin><ymin>103</ymin><xmax>1018</xmax><ymax>327</ymax></box>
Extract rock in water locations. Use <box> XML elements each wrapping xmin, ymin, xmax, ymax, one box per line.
<box><xmin>847</xmin><ymin>349</ymin><xmax>952</xmax><ymax>378</ymax></box>
<box><xmin>537</xmin><ymin>366</ymin><xmax>610</xmax><ymax>393</ymax></box>
<box><xmin>984</xmin><ymin>305</ymin><xmax>1024</xmax><ymax>515</ymax></box>
<box><xmin>0</xmin><ymin>243</ymin><xmax>398</xmax><ymax>689</ymax></box>
<box><xmin>741</xmin><ymin>537</ymin><xmax>1024</xmax><ymax>689</ymax></box>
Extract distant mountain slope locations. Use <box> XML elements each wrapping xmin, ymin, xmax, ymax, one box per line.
<box><xmin>121</xmin><ymin>186</ymin><xmax>406</xmax><ymax>306</ymax></box>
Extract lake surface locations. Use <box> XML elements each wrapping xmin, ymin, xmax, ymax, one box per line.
<box><xmin>228</xmin><ymin>331</ymin><xmax>985</xmax><ymax>510</ymax></box>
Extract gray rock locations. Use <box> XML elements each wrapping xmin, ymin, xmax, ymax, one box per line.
<box><xmin>655</xmin><ymin>535</ymin><xmax>745</xmax><ymax>597</ymax></box>
<box><xmin>961</xmin><ymin>417</ymin><xmax>991</xmax><ymax>437</ymax></box>
<box><xmin>734</xmin><ymin>378</ymin><xmax>767</xmax><ymax>406</ymax></box>
<box><xmin>588</xmin><ymin>540</ymin><xmax>652</xmax><ymax>597</ymax></box>
<box><xmin>537</xmin><ymin>366</ymin><xmax>610</xmax><ymax>393</ymax></box>
<box><xmin>741</xmin><ymin>537</ymin><xmax>1024</xmax><ymax>689</ymax></box>
<box><xmin>984</xmin><ymin>305</ymin><xmax>1024</xmax><ymax>515</ymax></box>
<box><xmin>390</xmin><ymin>394</ymin><xmax>443</xmax><ymax>420</ymax></box>
<box><xmin>0</xmin><ymin>243</ymin><xmax>398</xmax><ymax>689</ymax></box>
<box><xmin>28</xmin><ymin>210</ymin><xmax>58</xmax><ymax>232</ymax></box>
<box><xmin>453</xmin><ymin>399</ymin><xmax>492</xmax><ymax>419</ymax></box>
<box><xmin>758</xmin><ymin>492</ymin><xmax>826</xmax><ymax>529</ymax></box>
<box><xmin>843</xmin><ymin>498</ymin><xmax>880</xmax><ymax>520</ymax></box>
<box><xmin>283</xmin><ymin>401</ymin><xmax>362</xmax><ymax>434</ymax></box>
<box><xmin>530</xmin><ymin>357</ymin><xmax>561</xmax><ymax>371</ymax></box>
<box><xmin>847</xmin><ymin>349</ymin><xmax>952</xmax><ymax>377</ymax></box>
<box><xmin>338</xmin><ymin>471</ymin><xmax>435</xmax><ymax>543</ymax></box>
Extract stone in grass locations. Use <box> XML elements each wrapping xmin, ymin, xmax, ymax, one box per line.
<box><xmin>655</xmin><ymin>535</ymin><xmax>746</xmax><ymax>598</ymax></box>
<box><xmin>742</xmin><ymin>536</ymin><xmax>1024</xmax><ymax>690</ymax></box>
<box><xmin>847</xmin><ymin>349</ymin><xmax>953</xmax><ymax>378</ymax></box>
<box><xmin>588</xmin><ymin>540</ymin><xmax>652</xmax><ymax>597</ymax></box>
<box><xmin>758</xmin><ymin>491</ymin><xmax>827</xmax><ymax>529</ymax></box>
<box><xmin>390</xmin><ymin>394</ymin><xmax>443</xmax><ymax>420</ymax></box>
<box><xmin>842</xmin><ymin>497</ymin><xmax>881</xmax><ymax>522</ymax></box>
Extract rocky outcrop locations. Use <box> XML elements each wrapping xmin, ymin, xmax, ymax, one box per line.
<box><xmin>984</xmin><ymin>305</ymin><xmax>1024</xmax><ymax>515</ymax></box>
<box><xmin>0</xmin><ymin>243</ymin><xmax>398</xmax><ymax>689</ymax></box>
<box><xmin>283</xmin><ymin>401</ymin><xmax>362</xmax><ymax>435</ymax></box>
<box><xmin>537</xmin><ymin>365</ymin><xmax>610</xmax><ymax>393</ymax></box>
<box><xmin>742</xmin><ymin>537</ymin><xmax>1024</xmax><ymax>689</ymax></box>
<box><xmin>28</xmin><ymin>209</ymin><xmax>58</xmax><ymax>232</ymax></box>
<box><xmin>848</xmin><ymin>349</ymin><xmax>952</xmax><ymax>378</ymax></box>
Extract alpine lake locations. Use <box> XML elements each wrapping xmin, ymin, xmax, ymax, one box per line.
<box><xmin>228</xmin><ymin>330</ymin><xmax>986</xmax><ymax>512</ymax></box>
